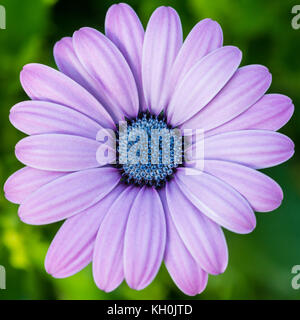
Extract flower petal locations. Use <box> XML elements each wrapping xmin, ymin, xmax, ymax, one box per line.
<box><xmin>176</xmin><ymin>168</ymin><xmax>256</xmax><ymax>234</ymax></box>
<box><xmin>124</xmin><ymin>187</ymin><xmax>166</xmax><ymax>290</ymax></box>
<box><xmin>206</xmin><ymin>94</ymin><xmax>294</xmax><ymax>137</ymax></box>
<box><xmin>54</xmin><ymin>37</ymin><xmax>105</xmax><ymax>104</ymax></box>
<box><xmin>168</xmin><ymin>18</ymin><xmax>223</xmax><ymax>95</ymax></box>
<box><xmin>73</xmin><ymin>27</ymin><xmax>139</xmax><ymax>121</ymax></box>
<box><xmin>18</xmin><ymin>167</ymin><xmax>120</xmax><ymax>225</ymax></box>
<box><xmin>164</xmin><ymin>180</ymin><xmax>228</xmax><ymax>274</ymax></box>
<box><xmin>45</xmin><ymin>184</ymin><xmax>125</xmax><ymax>278</ymax></box>
<box><xmin>20</xmin><ymin>63</ymin><xmax>114</xmax><ymax>129</ymax></box>
<box><xmin>167</xmin><ymin>46</ymin><xmax>242</xmax><ymax>126</ymax></box>
<box><xmin>181</xmin><ymin>65</ymin><xmax>272</xmax><ymax>131</ymax></box>
<box><xmin>93</xmin><ymin>186</ymin><xmax>138</xmax><ymax>292</ymax></box>
<box><xmin>4</xmin><ymin>167</ymin><xmax>66</xmax><ymax>204</ymax></box>
<box><xmin>10</xmin><ymin>101</ymin><xmax>101</xmax><ymax>139</ymax></box>
<box><xmin>15</xmin><ymin>134</ymin><xmax>101</xmax><ymax>171</ymax></box>
<box><xmin>160</xmin><ymin>191</ymin><xmax>208</xmax><ymax>295</ymax></box>
<box><xmin>198</xmin><ymin>130</ymin><xmax>294</xmax><ymax>169</ymax></box>
<box><xmin>105</xmin><ymin>3</ymin><xmax>146</xmax><ymax>111</ymax></box>
<box><xmin>142</xmin><ymin>6</ymin><xmax>182</xmax><ymax>115</ymax></box>
<box><xmin>202</xmin><ymin>160</ymin><xmax>283</xmax><ymax>212</ymax></box>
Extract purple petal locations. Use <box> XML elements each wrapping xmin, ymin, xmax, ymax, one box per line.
<box><xmin>168</xmin><ymin>18</ymin><xmax>223</xmax><ymax>95</ymax></box>
<box><xmin>142</xmin><ymin>6</ymin><xmax>182</xmax><ymax>115</ymax></box>
<box><xmin>176</xmin><ymin>168</ymin><xmax>256</xmax><ymax>234</ymax></box>
<box><xmin>105</xmin><ymin>3</ymin><xmax>146</xmax><ymax>111</ymax></box>
<box><xmin>124</xmin><ymin>187</ymin><xmax>166</xmax><ymax>290</ymax></box>
<box><xmin>54</xmin><ymin>37</ymin><xmax>105</xmax><ymax>104</ymax></box>
<box><xmin>18</xmin><ymin>167</ymin><xmax>120</xmax><ymax>225</ymax></box>
<box><xmin>93</xmin><ymin>186</ymin><xmax>138</xmax><ymax>292</ymax></box>
<box><xmin>203</xmin><ymin>160</ymin><xmax>283</xmax><ymax>212</ymax></box>
<box><xmin>4</xmin><ymin>167</ymin><xmax>66</xmax><ymax>204</ymax></box>
<box><xmin>207</xmin><ymin>94</ymin><xmax>294</xmax><ymax>137</ymax></box>
<box><xmin>160</xmin><ymin>191</ymin><xmax>208</xmax><ymax>295</ymax></box>
<box><xmin>15</xmin><ymin>134</ymin><xmax>101</xmax><ymax>171</ymax></box>
<box><xmin>164</xmin><ymin>180</ymin><xmax>228</xmax><ymax>274</ymax></box>
<box><xmin>181</xmin><ymin>65</ymin><xmax>272</xmax><ymax>131</ymax></box>
<box><xmin>45</xmin><ymin>184</ymin><xmax>124</xmax><ymax>278</ymax></box>
<box><xmin>20</xmin><ymin>63</ymin><xmax>115</xmax><ymax>129</ymax></box>
<box><xmin>167</xmin><ymin>46</ymin><xmax>242</xmax><ymax>126</ymax></box>
<box><xmin>10</xmin><ymin>101</ymin><xmax>101</xmax><ymax>139</ymax></box>
<box><xmin>199</xmin><ymin>130</ymin><xmax>294</xmax><ymax>169</ymax></box>
<box><xmin>73</xmin><ymin>27</ymin><xmax>139</xmax><ymax>121</ymax></box>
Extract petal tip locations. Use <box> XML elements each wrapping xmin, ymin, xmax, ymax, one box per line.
<box><xmin>240</xmin><ymin>218</ymin><xmax>257</xmax><ymax>234</ymax></box>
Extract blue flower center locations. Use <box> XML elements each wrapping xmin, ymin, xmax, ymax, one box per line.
<box><xmin>116</xmin><ymin>112</ymin><xmax>183</xmax><ymax>188</ymax></box>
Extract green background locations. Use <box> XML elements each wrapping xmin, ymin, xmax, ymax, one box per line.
<box><xmin>0</xmin><ymin>0</ymin><xmax>299</xmax><ymax>299</ymax></box>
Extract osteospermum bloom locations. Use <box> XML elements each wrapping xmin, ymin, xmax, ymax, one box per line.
<box><xmin>4</xmin><ymin>3</ymin><xmax>294</xmax><ymax>295</ymax></box>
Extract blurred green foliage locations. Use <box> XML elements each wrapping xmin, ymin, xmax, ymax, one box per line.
<box><xmin>0</xmin><ymin>0</ymin><xmax>300</xmax><ymax>299</ymax></box>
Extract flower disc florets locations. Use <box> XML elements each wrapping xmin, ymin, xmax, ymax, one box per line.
<box><xmin>116</xmin><ymin>112</ymin><xmax>184</xmax><ymax>188</ymax></box>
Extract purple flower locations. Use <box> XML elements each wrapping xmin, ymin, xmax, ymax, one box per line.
<box><xmin>4</xmin><ymin>3</ymin><xmax>294</xmax><ymax>296</ymax></box>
